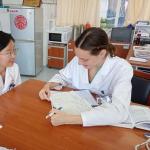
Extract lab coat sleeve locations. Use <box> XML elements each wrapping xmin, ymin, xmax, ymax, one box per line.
<box><xmin>81</xmin><ymin>65</ymin><xmax>133</xmax><ymax>126</ymax></box>
<box><xmin>14</xmin><ymin>64</ymin><xmax>21</xmax><ymax>86</ymax></box>
<box><xmin>48</xmin><ymin>57</ymin><xmax>76</xmax><ymax>87</ymax></box>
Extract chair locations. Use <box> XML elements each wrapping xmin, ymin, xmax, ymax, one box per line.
<box><xmin>134</xmin><ymin>70</ymin><xmax>150</xmax><ymax>80</ymax></box>
<box><xmin>131</xmin><ymin>75</ymin><xmax>150</xmax><ymax>105</ymax></box>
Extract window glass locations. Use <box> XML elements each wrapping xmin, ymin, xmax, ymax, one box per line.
<box><xmin>100</xmin><ymin>0</ymin><xmax>128</xmax><ymax>29</ymax></box>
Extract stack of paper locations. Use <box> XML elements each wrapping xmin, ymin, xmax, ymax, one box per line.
<box><xmin>133</xmin><ymin>46</ymin><xmax>150</xmax><ymax>60</ymax></box>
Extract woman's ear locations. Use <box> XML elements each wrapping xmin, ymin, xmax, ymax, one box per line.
<box><xmin>99</xmin><ymin>49</ymin><xmax>107</xmax><ymax>57</ymax></box>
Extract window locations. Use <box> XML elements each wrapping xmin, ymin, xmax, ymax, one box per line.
<box><xmin>100</xmin><ymin>0</ymin><xmax>128</xmax><ymax>29</ymax></box>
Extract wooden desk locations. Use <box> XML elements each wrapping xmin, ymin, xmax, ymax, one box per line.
<box><xmin>0</xmin><ymin>80</ymin><xmax>147</xmax><ymax>150</ymax></box>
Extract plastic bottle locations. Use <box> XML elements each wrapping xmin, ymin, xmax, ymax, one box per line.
<box><xmin>136</xmin><ymin>30</ymin><xmax>141</xmax><ymax>45</ymax></box>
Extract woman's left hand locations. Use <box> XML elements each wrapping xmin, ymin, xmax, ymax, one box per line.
<box><xmin>49</xmin><ymin>109</ymin><xmax>83</xmax><ymax>126</ymax></box>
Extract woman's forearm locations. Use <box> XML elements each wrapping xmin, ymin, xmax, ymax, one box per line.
<box><xmin>65</xmin><ymin>115</ymin><xmax>83</xmax><ymax>125</ymax></box>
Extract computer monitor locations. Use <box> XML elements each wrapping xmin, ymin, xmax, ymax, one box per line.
<box><xmin>110</xmin><ymin>27</ymin><xmax>133</xmax><ymax>43</ymax></box>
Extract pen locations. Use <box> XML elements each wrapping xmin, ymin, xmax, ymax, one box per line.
<box><xmin>45</xmin><ymin>107</ymin><xmax>62</xmax><ymax>119</ymax></box>
<box><xmin>144</xmin><ymin>133</ymin><xmax>150</xmax><ymax>138</ymax></box>
<box><xmin>51</xmin><ymin>83</ymin><xmax>63</xmax><ymax>90</ymax></box>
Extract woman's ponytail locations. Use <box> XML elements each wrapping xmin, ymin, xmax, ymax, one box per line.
<box><xmin>107</xmin><ymin>43</ymin><xmax>116</xmax><ymax>57</ymax></box>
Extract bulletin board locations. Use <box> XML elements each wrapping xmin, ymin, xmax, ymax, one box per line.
<box><xmin>23</xmin><ymin>0</ymin><xmax>41</xmax><ymax>7</ymax></box>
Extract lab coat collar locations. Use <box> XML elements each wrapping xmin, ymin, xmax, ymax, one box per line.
<box><xmin>99</xmin><ymin>55</ymin><xmax>112</xmax><ymax>76</ymax></box>
<box><xmin>92</xmin><ymin>55</ymin><xmax>112</xmax><ymax>83</ymax></box>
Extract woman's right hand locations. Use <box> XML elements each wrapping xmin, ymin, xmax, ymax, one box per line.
<box><xmin>39</xmin><ymin>82</ymin><xmax>62</xmax><ymax>100</ymax></box>
<box><xmin>39</xmin><ymin>83</ymin><xmax>51</xmax><ymax>100</ymax></box>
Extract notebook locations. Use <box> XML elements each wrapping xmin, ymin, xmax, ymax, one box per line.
<box><xmin>49</xmin><ymin>90</ymin><xmax>98</xmax><ymax>115</ymax></box>
<box><xmin>114</xmin><ymin>105</ymin><xmax>150</xmax><ymax>131</ymax></box>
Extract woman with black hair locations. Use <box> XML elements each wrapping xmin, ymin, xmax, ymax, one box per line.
<box><xmin>39</xmin><ymin>27</ymin><xmax>133</xmax><ymax>127</ymax></box>
<box><xmin>0</xmin><ymin>31</ymin><xmax>21</xmax><ymax>95</ymax></box>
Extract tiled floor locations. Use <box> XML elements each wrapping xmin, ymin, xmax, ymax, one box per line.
<box><xmin>21</xmin><ymin>67</ymin><xmax>59</xmax><ymax>82</ymax></box>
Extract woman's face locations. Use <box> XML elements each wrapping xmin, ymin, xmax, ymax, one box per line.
<box><xmin>75</xmin><ymin>47</ymin><xmax>107</xmax><ymax>69</ymax></box>
<box><xmin>0</xmin><ymin>40</ymin><xmax>16</xmax><ymax>68</ymax></box>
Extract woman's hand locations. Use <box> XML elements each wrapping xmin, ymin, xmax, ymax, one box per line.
<box><xmin>39</xmin><ymin>83</ymin><xmax>50</xmax><ymax>100</ymax></box>
<box><xmin>39</xmin><ymin>82</ymin><xmax>62</xmax><ymax>100</ymax></box>
<box><xmin>49</xmin><ymin>109</ymin><xmax>83</xmax><ymax>126</ymax></box>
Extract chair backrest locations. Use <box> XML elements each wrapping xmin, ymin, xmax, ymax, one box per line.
<box><xmin>131</xmin><ymin>76</ymin><xmax>150</xmax><ymax>105</ymax></box>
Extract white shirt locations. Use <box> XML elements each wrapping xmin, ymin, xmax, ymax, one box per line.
<box><xmin>49</xmin><ymin>56</ymin><xmax>133</xmax><ymax>126</ymax></box>
<box><xmin>0</xmin><ymin>63</ymin><xmax>21</xmax><ymax>95</ymax></box>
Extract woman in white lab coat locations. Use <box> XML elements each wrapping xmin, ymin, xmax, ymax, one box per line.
<box><xmin>39</xmin><ymin>27</ymin><xmax>133</xmax><ymax>127</ymax></box>
<box><xmin>0</xmin><ymin>31</ymin><xmax>21</xmax><ymax>95</ymax></box>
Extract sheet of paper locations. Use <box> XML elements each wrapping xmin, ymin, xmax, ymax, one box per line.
<box><xmin>0</xmin><ymin>146</ymin><xmax>12</xmax><ymax>150</ymax></box>
<box><xmin>74</xmin><ymin>90</ymin><xmax>97</xmax><ymax>106</ymax></box>
<box><xmin>130</xmin><ymin>105</ymin><xmax>150</xmax><ymax>124</ymax></box>
<box><xmin>50</xmin><ymin>91</ymin><xmax>94</xmax><ymax>115</ymax></box>
<box><xmin>129</xmin><ymin>57</ymin><xmax>148</xmax><ymax>62</ymax></box>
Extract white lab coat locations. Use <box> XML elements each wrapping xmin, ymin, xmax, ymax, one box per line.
<box><xmin>49</xmin><ymin>56</ymin><xmax>133</xmax><ymax>126</ymax></box>
<box><xmin>0</xmin><ymin>63</ymin><xmax>21</xmax><ymax>95</ymax></box>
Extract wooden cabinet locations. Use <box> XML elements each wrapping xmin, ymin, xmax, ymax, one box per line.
<box><xmin>67</xmin><ymin>40</ymin><xmax>75</xmax><ymax>63</ymax></box>
<box><xmin>48</xmin><ymin>43</ymin><xmax>67</xmax><ymax>69</ymax></box>
<box><xmin>48</xmin><ymin>41</ymin><xmax>75</xmax><ymax>69</ymax></box>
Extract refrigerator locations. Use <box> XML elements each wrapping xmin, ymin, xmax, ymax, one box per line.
<box><xmin>9</xmin><ymin>6</ymin><xmax>43</xmax><ymax>76</ymax></box>
<box><xmin>0</xmin><ymin>7</ymin><xmax>11</xmax><ymax>33</ymax></box>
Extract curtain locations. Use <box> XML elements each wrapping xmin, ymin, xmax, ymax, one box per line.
<box><xmin>56</xmin><ymin>0</ymin><xmax>100</xmax><ymax>26</ymax></box>
<box><xmin>125</xmin><ymin>0</ymin><xmax>150</xmax><ymax>25</ymax></box>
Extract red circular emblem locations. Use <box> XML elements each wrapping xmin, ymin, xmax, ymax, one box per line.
<box><xmin>14</xmin><ymin>15</ymin><xmax>27</xmax><ymax>30</ymax></box>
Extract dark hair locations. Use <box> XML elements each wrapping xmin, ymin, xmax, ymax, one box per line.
<box><xmin>0</xmin><ymin>31</ymin><xmax>15</xmax><ymax>52</ymax></box>
<box><xmin>75</xmin><ymin>27</ymin><xmax>115</xmax><ymax>57</ymax></box>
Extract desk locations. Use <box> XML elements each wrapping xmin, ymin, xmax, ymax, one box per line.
<box><xmin>126</xmin><ymin>48</ymin><xmax>150</xmax><ymax>79</ymax></box>
<box><xmin>0</xmin><ymin>79</ymin><xmax>147</xmax><ymax>150</ymax></box>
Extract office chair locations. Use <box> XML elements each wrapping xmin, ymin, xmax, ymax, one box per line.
<box><xmin>131</xmin><ymin>75</ymin><xmax>150</xmax><ymax>106</ymax></box>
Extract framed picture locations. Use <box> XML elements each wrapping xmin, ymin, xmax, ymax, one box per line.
<box><xmin>23</xmin><ymin>0</ymin><xmax>41</xmax><ymax>7</ymax></box>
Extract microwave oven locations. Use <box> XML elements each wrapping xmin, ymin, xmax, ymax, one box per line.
<box><xmin>49</xmin><ymin>26</ymin><xmax>72</xmax><ymax>43</ymax></box>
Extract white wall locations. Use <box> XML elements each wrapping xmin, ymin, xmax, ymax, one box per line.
<box><xmin>42</xmin><ymin>3</ymin><xmax>56</xmax><ymax>66</ymax></box>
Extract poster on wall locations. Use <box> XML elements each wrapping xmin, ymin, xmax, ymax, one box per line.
<box><xmin>23</xmin><ymin>0</ymin><xmax>41</xmax><ymax>7</ymax></box>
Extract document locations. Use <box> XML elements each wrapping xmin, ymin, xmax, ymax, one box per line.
<box><xmin>49</xmin><ymin>90</ymin><xmax>97</xmax><ymax>115</ymax></box>
<box><xmin>0</xmin><ymin>146</ymin><xmax>13</xmax><ymax>150</ymax></box>
<box><xmin>114</xmin><ymin>105</ymin><xmax>150</xmax><ymax>131</ymax></box>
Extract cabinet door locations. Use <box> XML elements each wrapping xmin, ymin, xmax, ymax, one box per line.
<box><xmin>15</xmin><ymin>41</ymin><xmax>35</xmax><ymax>75</ymax></box>
<box><xmin>48</xmin><ymin>58</ymin><xmax>64</xmax><ymax>68</ymax></box>
<box><xmin>48</xmin><ymin>45</ymin><xmax>66</xmax><ymax>68</ymax></box>
<box><xmin>48</xmin><ymin>46</ymin><xmax>64</xmax><ymax>58</ymax></box>
<box><xmin>68</xmin><ymin>40</ymin><xmax>75</xmax><ymax>63</ymax></box>
<box><xmin>10</xmin><ymin>8</ymin><xmax>34</xmax><ymax>41</ymax></box>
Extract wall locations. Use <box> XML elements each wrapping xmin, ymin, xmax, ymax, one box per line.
<box><xmin>41</xmin><ymin>2</ymin><xmax>56</xmax><ymax>66</ymax></box>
